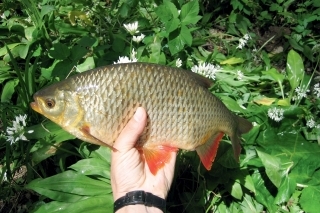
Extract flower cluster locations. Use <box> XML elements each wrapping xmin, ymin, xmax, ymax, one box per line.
<box><xmin>6</xmin><ymin>114</ymin><xmax>33</xmax><ymax>145</ymax></box>
<box><xmin>292</xmin><ymin>86</ymin><xmax>310</xmax><ymax>101</ymax></box>
<box><xmin>191</xmin><ymin>62</ymin><xmax>221</xmax><ymax>80</ymax></box>
<box><xmin>114</xmin><ymin>49</ymin><xmax>138</xmax><ymax>64</ymax></box>
<box><xmin>268</xmin><ymin>107</ymin><xmax>285</xmax><ymax>122</ymax></box>
<box><xmin>237</xmin><ymin>34</ymin><xmax>251</xmax><ymax>49</ymax></box>
<box><xmin>313</xmin><ymin>83</ymin><xmax>320</xmax><ymax>98</ymax></box>
<box><xmin>132</xmin><ymin>34</ymin><xmax>145</xmax><ymax>43</ymax></box>
<box><xmin>123</xmin><ymin>21</ymin><xmax>139</xmax><ymax>35</ymax></box>
<box><xmin>236</xmin><ymin>70</ymin><xmax>244</xmax><ymax>80</ymax></box>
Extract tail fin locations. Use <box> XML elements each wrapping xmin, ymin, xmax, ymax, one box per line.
<box><xmin>231</xmin><ymin>115</ymin><xmax>253</xmax><ymax>161</ymax></box>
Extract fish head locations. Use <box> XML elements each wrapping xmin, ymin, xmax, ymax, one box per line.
<box><xmin>30</xmin><ymin>83</ymin><xmax>82</xmax><ymax>130</ymax></box>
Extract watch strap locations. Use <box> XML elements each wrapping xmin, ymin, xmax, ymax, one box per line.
<box><xmin>113</xmin><ymin>190</ymin><xmax>166</xmax><ymax>212</ymax></box>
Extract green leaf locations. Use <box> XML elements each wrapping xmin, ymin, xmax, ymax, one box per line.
<box><xmin>262</xmin><ymin>68</ymin><xmax>285</xmax><ymax>83</ymax></box>
<box><xmin>286</xmin><ymin>49</ymin><xmax>304</xmax><ymax>91</ymax></box>
<box><xmin>274</xmin><ymin>176</ymin><xmax>296</xmax><ymax>204</ymax></box>
<box><xmin>256</xmin><ymin>149</ymin><xmax>283</xmax><ymax>188</ymax></box>
<box><xmin>70</xmin><ymin>45</ymin><xmax>89</xmax><ymax>61</ymax></box>
<box><xmin>32</xmin><ymin>196</ymin><xmax>113</xmax><ymax>213</ymax></box>
<box><xmin>1</xmin><ymin>79</ymin><xmax>18</xmax><ymax>102</ymax></box>
<box><xmin>220</xmin><ymin>57</ymin><xmax>244</xmax><ymax>65</ymax></box>
<box><xmin>69</xmin><ymin>158</ymin><xmax>110</xmax><ymax>178</ymax></box>
<box><xmin>40</xmin><ymin>5</ymin><xmax>55</xmax><ymax>19</ymax></box>
<box><xmin>155</xmin><ymin>0</ymin><xmax>179</xmax><ymax>24</ymax></box>
<box><xmin>230</xmin><ymin>181</ymin><xmax>243</xmax><ymax>199</ymax></box>
<box><xmin>180</xmin><ymin>25</ymin><xmax>192</xmax><ymax>46</ymax></box>
<box><xmin>300</xmin><ymin>186</ymin><xmax>320</xmax><ymax>213</ymax></box>
<box><xmin>180</xmin><ymin>1</ymin><xmax>201</xmax><ymax>25</ymax></box>
<box><xmin>76</xmin><ymin>57</ymin><xmax>95</xmax><ymax>72</ymax></box>
<box><xmin>26</xmin><ymin>170</ymin><xmax>112</xmax><ymax>201</ymax></box>
<box><xmin>49</xmin><ymin>43</ymin><xmax>70</xmax><ymax>60</ymax></box>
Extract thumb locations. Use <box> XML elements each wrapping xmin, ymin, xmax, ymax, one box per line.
<box><xmin>113</xmin><ymin>107</ymin><xmax>147</xmax><ymax>152</ymax></box>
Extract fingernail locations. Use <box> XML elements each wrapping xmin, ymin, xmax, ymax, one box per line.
<box><xmin>133</xmin><ymin>107</ymin><xmax>143</xmax><ymax>122</ymax></box>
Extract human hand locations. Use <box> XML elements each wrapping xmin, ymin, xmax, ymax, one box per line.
<box><xmin>111</xmin><ymin>107</ymin><xmax>177</xmax><ymax>202</ymax></box>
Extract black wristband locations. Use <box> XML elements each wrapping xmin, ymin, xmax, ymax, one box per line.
<box><xmin>113</xmin><ymin>190</ymin><xmax>166</xmax><ymax>212</ymax></box>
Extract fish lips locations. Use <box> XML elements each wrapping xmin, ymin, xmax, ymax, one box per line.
<box><xmin>30</xmin><ymin>95</ymin><xmax>41</xmax><ymax>114</ymax></box>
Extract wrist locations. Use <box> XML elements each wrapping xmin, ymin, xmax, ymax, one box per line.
<box><xmin>115</xmin><ymin>205</ymin><xmax>163</xmax><ymax>213</ymax></box>
<box><xmin>113</xmin><ymin>191</ymin><xmax>166</xmax><ymax>213</ymax></box>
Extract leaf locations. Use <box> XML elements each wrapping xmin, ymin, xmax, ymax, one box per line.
<box><xmin>262</xmin><ymin>68</ymin><xmax>285</xmax><ymax>82</ymax></box>
<box><xmin>274</xmin><ymin>176</ymin><xmax>296</xmax><ymax>204</ymax></box>
<box><xmin>220</xmin><ymin>57</ymin><xmax>244</xmax><ymax>65</ymax></box>
<box><xmin>180</xmin><ymin>25</ymin><xmax>192</xmax><ymax>46</ymax></box>
<box><xmin>180</xmin><ymin>1</ymin><xmax>201</xmax><ymax>25</ymax></box>
<box><xmin>48</xmin><ymin>43</ymin><xmax>70</xmax><ymax>60</ymax></box>
<box><xmin>40</xmin><ymin>5</ymin><xmax>55</xmax><ymax>19</ymax></box>
<box><xmin>155</xmin><ymin>0</ymin><xmax>179</xmax><ymax>24</ymax></box>
<box><xmin>69</xmin><ymin>158</ymin><xmax>110</xmax><ymax>178</ymax></box>
<box><xmin>76</xmin><ymin>57</ymin><xmax>95</xmax><ymax>72</ymax></box>
<box><xmin>230</xmin><ymin>181</ymin><xmax>243</xmax><ymax>199</ymax></box>
<box><xmin>253</xmin><ymin>96</ymin><xmax>276</xmax><ymax>106</ymax></box>
<box><xmin>300</xmin><ymin>186</ymin><xmax>320</xmax><ymax>213</ymax></box>
<box><xmin>286</xmin><ymin>50</ymin><xmax>304</xmax><ymax>91</ymax></box>
<box><xmin>33</xmin><ymin>196</ymin><xmax>113</xmax><ymax>213</ymax></box>
<box><xmin>1</xmin><ymin>79</ymin><xmax>18</xmax><ymax>102</ymax></box>
<box><xmin>70</xmin><ymin>45</ymin><xmax>89</xmax><ymax>61</ymax></box>
<box><xmin>26</xmin><ymin>170</ymin><xmax>112</xmax><ymax>202</ymax></box>
<box><xmin>256</xmin><ymin>149</ymin><xmax>283</xmax><ymax>188</ymax></box>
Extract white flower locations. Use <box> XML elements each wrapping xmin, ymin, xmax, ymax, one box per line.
<box><xmin>124</xmin><ymin>21</ymin><xmax>139</xmax><ymax>35</ymax></box>
<box><xmin>292</xmin><ymin>86</ymin><xmax>310</xmax><ymax>101</ymax></box>
<box><xmin>130</xmin><ymin>48</ymin><xmax>138</xmax><ymax>61</ymax></box>
<box><xmin>191</xmin><ymin>62</ymin><xmax>220</xmax><ymax>80</ymax></box>
<box><xmin>306</xmin><ymin>118</ymin><xmax>316</xmax><ymax>128</ymax></box>
<box><xmin>268</xmin><ymin>107</ymin><xmax>285</xmax><ymax>122</ymax></box>
<box><xmin>313</xmin><ymin>83</ymin><xmax>320</xmax><ymax>98</ymax></box>
<box><xmin>236</xmin><ymin>33</ymin><xmax>251</xmax><ymax>49</ymax></box>
<box><xmin>176</xmin><ymin>58</ymin><xmax>182</xmax><ymax>68</ymax></box>
<box><xmin>6</xmin><ymin>114</ymin><xmax>32</xmax><ymax>145</ymax></box>
<box><xmin>236</xmin><ymin>70</ymin><xmax>244</xmax><ymax>80</ymax></box>
<box><xmin>132</xmin><ymin>34</ymin><xmax>145</xmax><ymax>43</ymax></box>
<box><xmin>114</xmin><ymin>49</ymin><xmax>138</xmax><ymax>64</ymax></box>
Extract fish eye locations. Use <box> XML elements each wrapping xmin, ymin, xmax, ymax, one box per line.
<box><xmin>45</xmin><ymin>98</ymin><xmax>56</xmax><ymax>108</ymax></box>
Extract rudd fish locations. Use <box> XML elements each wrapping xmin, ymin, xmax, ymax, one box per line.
<box><xmin>30</xmin><ymin>63</ymin><xmax>252</xmax><ymax>175</ymax></box>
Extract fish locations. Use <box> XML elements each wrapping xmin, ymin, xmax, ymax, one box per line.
<box><xmin>30</xmin><ymin>62</ymin><xmax>252</xmax><ymax>175</ymax></box>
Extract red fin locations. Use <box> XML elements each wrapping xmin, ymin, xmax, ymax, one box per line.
<box><xmin>142</xmin><ymin>145</ymin><xmax>178</xmax><ymax>175</ymax></box>
<box><xmin>196</xmin><ymin>132</ymin><xmax>224</xmax><ymax>170</ymax></box>
<box><xmin>80</xmin><ymin>125</ymin><xmax>117</xmax><ymax>151</ymax></box>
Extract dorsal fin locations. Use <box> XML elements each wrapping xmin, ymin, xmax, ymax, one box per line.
<box><xmin>186</xmin><ymin>71</ymin><xmax>213</xmax><ymax>88</ymax></box>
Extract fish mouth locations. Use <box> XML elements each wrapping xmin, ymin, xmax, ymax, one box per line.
<box><xmin>30</xmin><ymin>96</ymin><xmax>41</xmax><ymax>114</ymax></box>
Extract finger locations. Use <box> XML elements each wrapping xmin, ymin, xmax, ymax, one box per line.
<box><xmin>113</xmin><ymin>107</ymin><xmax>147</xmax><ymax>151</ymax></box>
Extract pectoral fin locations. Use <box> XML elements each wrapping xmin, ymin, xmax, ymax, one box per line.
<box><xmin>142</xmin><ymin>145</ymin><xmax>178</xmax><ymax>175</ymax></box>
<box><xmin>80</xmin><ymin>124</ymin><xmax>117</xmax><ymax>151</ymax></box>
<box><xmin>196</xmin><ymin>132</ymin><xmax>224</xmax><ymax>170</ymax></box>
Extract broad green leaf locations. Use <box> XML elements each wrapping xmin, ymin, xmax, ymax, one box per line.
<box><xmin>180</xmin><ymin>1</ymin><xmax>201</xmax><ymax>25</ymax></box>
<box><xmin>241</xmin><ymin>194</ymin><xmax>264</xmax><ymax>213</ymax></box>
<box><xmin>229</xmin><ymin>170</ymin><xmax>256</xmax><ymax>193</ymax></box>
<box><xmin>48</xmin><ymin>43</ymin><xmax>70</xmax><ymax>60</ymax></box>
<box><xmin>274</xmin><ymin>176</ymin><xmax>296</xmax><ymax>204</ymax></box>
<box><xmin>262</xmin><ymin>68</ymin><xmax>285</xmax><ymax>82</ymax></box>
<box><xmin>69</xmin><ymin>158</ymin><xmax>110</xmax><ymax>178</ymax></box>
<box><xmin>155</xmin><ymin>0</ymin><xmax>179</xmax><ymax>24</ymax></box>
<box><xmin>0</xmin><ymin>43</ymin><xmax>22</xmax><ymax>56</ymax></box>
<box><xmin>40</xmin><ymin>5</ymin><xmax>55</xmax><ymax>19</ymax></box>
<box><xmin>1</xmin><ymin>79</ymin><xmax>18</xmax><ymax>102</ymax></box>
<box><xmin>70</xmin><ymin>45</ymin><xmax>89</xmax><ymax>61</ymax></box>
<box><xmin>220</xmin><ymin>57</ymin><xmax>244</xmax><ymax>65</ymax></box>
<box><xmin>76</xmin><ymin>57</ymin><xmax>95</xmax><ymax>72</ymax></box>
<box><xmin>168</xmin><ymin>33</ymin><xmax>185</xmax><ymax>55</ymax></box>
<box><xmin>286</xmin><ymin>49</ymin><xmax>304</xmax><ymax>91</ymax></box>
<box><xmin>180</xmin><ymin>25</ymin><xmax>192</xmax><ymax>46</ymax></box>
<box><xmin>165</xmin><ymin>18</ymin><xmax>179</xmax><ymax>34</ymax></box>
<box><xmin>251</xmin><ymin>170</ymin><xmax>277</xmax><ymax>212</ymax></box>
<box><xmin>230</xmin><ymin>181</ymin><xmax>243</xmax><ymax>199</ymax></box>
<box><xmin>256</xmin><ymin>149</ymin><xmax>283</xmax><ymax>188</ymax></box>
<box><xmin>33</xmin><ymin>196</ymin><xmax>113</xmax><ymax>213</ymax></box>
<box><xmin>300</xmin><ymin>186</ymin><xmax>320</xmax><ymax>213</ymax></box>
<box><xmin>26</xmin><ymin>170</ymin><xmax>111</xmax><ymax>201</ymax></box>
<box><xmin>253</xmin><ymin>96</ymin><xmax>276</xmax><ymax>106</ymax></box>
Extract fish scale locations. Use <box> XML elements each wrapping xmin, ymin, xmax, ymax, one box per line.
<box><xmin>30</xmin><ymin>62</ymin><xmax>252</xmax><ymax>175</ymax></box>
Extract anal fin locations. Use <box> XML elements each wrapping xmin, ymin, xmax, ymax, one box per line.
<box><xmin>196</xmin><ymin>132</ymin><xmax>224</xmax><ymax>170</ymax></box>
<box><xmin>142</xmin><ymin>145</ymin><xmax>178</xmax><ymax>175</ymax></box>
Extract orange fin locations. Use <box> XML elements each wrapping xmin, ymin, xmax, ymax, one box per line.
<box><xmin>142</xmin><ymin>145</ymin><xmax>178</xmax><ymax>175</ymax></box>
<box><xmin>80</xmin><ymin>125</ymin><xmax>117</xmax><ymax>151</ymax></box>
<box><xmin>196</xmin><ymin>132</ymin><xmax>224</xmax><ymax>170</ymax></box>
